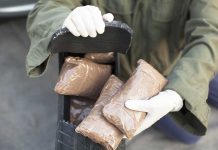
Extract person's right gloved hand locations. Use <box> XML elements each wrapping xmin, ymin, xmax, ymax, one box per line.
<box><xmin>63</xmin><ymin>5</ymin><xmax>114</xmax><ymax>38</ymax></box>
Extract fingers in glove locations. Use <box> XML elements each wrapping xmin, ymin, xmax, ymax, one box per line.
<box><xmin>63</xmin><ymin>17</ymin><xmax>80</xmax><ymax>37</ymax></box>
<box><xmin>71</xmin><ymin>10</ymin><xmax>89</xmax><ymax>37</ymax></box>
<box><xmin>80</xmin><ymin>8</ymin><xmax>97</xmax><ymax>37</ymax></box>
<box><xmin>125</xmin><ymin>99</ymin><xmax>155</xmax><ymax>112</ymax></box>
<box><xmin>123</xmin><ymin>135</ymin><xmax>127</xmax><ymax>139</ymax></box>
<box><xmin>87</xmin><ymin>6</ymin><xmax>105</xmax><ymax>34</ymax></box>
<box><xmin>103</xmin><ymin>13</ymin><xmax>114</xmax><ymax>22</ymax></box>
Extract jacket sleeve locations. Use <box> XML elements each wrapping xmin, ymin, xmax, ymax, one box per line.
<box><xmin>164</xmin><ymin>0</ymin><xmax>218</xmax><ymax>135</ymax></box>
<box><xmin>26</xmin><ymin>0</ymin><xmax>82</xmax><ymax>77</ymax></box>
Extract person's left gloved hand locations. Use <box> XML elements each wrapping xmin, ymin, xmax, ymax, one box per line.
<box><xmin>125</xmin><ymin>89</ymin><xmax>184</xmax><ymax>136</ymax></box>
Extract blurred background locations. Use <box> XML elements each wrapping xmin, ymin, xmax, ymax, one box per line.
<box><xmin>0</xmin><ymin>1</ymin><xmax>218</xmax><ymax>150</ymax></box>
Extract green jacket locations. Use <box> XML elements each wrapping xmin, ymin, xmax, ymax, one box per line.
<box><xmin>26</xmin><ymin>0</ymin><xmax>218</xmax><ymax>136</ymax></box>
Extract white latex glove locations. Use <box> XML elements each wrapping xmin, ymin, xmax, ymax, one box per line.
<box><xmin>63</xmin><ymin>5</ymin><xmax>114</xmax><ymax>38</ymax></box>
<box><xmin>125</xmin><ymin>90</ymin><xmax>184</xmax><ymax>136</ymax></box>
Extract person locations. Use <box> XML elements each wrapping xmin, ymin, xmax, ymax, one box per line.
<box><xmin>26</xmin><ymin>0</ymin><xmax>218</xmax><ymax>144</ymax></box>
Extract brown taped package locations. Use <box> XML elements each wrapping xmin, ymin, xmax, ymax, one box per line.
<box><xmin>85</xmin><ymin>52</ymin><xmax>114</xmax><ymax>64</ymax></box>
<box><xmin>54</xmin><ymin>57</ymin><xmax>112</xmax><ymax>99</ymax></box>
<box><xmin>70</xmin><ymin>96</ymin><xmax>95</xmax><ymax>126</ymax></box>
<box><xmin>103</xmin><ymin>59</ymin><xmax>168</xmax><ymax>139</ymax></box>
<box><xmin>76</xmin><ymin>75</ymin><xmax>124</xmax><ymax>150</ymax></box>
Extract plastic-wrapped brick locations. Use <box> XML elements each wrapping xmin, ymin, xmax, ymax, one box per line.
<box><xmin>54</xmin><ymin>57</ymin><xmax>111</xmax><ymax>99</ymax></box>
<box><xmin>76</xmin><ymin>75</ymin><xmax>124</xmax><ymax>150</ymax></box>
<box><xmin>103</xmin><ymin>59</ymin><xmax>167</xmax><ymax>139</ymax></box>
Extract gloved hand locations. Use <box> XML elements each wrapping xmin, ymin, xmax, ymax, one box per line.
<box><xmin>63</xmin><ymin>5</ymin><xmax>114</xmax><ymax>37</ymax></box>
<box><xmin>125</xmin><ymin>90</ymin><xmax>184</xmax><ymax>136</ymax></box>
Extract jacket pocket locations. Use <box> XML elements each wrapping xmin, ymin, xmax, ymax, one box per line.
<box><xmin>152</xmin><ymin>0</ymin><xmax>184</xmax><ymax>22</ymax></box>
<box><xmin>98</xmin><ymin>0</ymin><xmax>135</xmax><ymax>15</ymax></box>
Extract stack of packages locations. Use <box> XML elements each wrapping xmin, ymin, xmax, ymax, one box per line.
<box><xmin>54</xmin><ymin>53</ymin><xmax>113</xmax><ymax>125</ymax></box>
<box><xmin>55</xmin><ymin>53</ymin><xmax>167</xmax><ymax>150</ymax></box>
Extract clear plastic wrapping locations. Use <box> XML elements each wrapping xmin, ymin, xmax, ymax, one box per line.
<box><xmin>70</xmin><ymin>96</ymin><xmax>95</xmax><ymax>126</ymax></box>
<box><xmin>85</xmin><ymin>52</ymin><xmax>114</xmax><ymax>64</ymax></box>
<box><xmin>76</xmin><ymin>75</ymin><xmax>124</xmax><ymax>150</ymax></box>
<box><xmin>103</xmin><ymin>59</ymin><xmax>167</xmax><ymax>139</ymax></box>
<box><xmin>54</xmin><ymin>57</ymin><xmax>112</xmax><ymax>99</ymax></box>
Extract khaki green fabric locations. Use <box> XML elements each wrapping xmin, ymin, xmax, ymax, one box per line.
<box><xmin>26</xmin><ymin>0</ymin><xmax>218</xmax><ymax>136</ymax></box>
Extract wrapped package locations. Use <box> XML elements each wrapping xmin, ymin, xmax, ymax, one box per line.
<box><xmin>85</xmin><ymin>52</ymin><xmax>114</xmax><ymax>64</ymax></box>
<box><xmin>103</xmin><ymin>59</ymin><xmax>167</xmax><ymax>139</ymax></box>
<box><xmin>54</xmin><ymin>57</ymin><xmax>112</xmax><ymax>99</ymax></box>
<box><xmin>70</xmin><ymin>96</ymin><xmax>95</xmax><ymax>126</ymax></box>
<box><xmin>76</xmin><ymin>75</ymin><xmax>124</xmax><ymax>150</ymax></box>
